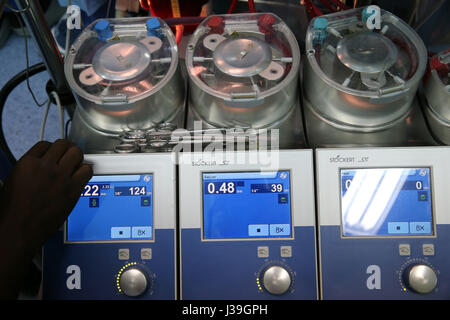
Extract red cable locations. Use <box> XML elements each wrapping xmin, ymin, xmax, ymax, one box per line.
<box><xmin>227</xmin><ymin>0</ymin><xmax>238</xmax><ymax>13</ymax></box>
<box><xmin>228</xmin><ymin>0</ymin><xmax>256</xmax><ymax>14</ymax></box>
<box><xmin>303</xmin><ymin>0</ymin><xmax>323</xmax><ymax>18</ymax></box>
<box><xmin>139</xmin><ymin>0</ymin><xmax>150</xmax><ymax>10</ymax></box>
<box><xmin>175</xmin><ymin>25</ymin><xmax>184</xmax><ymax>44</ymax></box>
<box><xmin>248</xmin><ymin>0</ymin><xmax>256</xmax><ymax>12</ymax></box>
<box><xmin>140</xmin><ymin>0</ymin><xmax>157</xmax><ymax>16</ymax></box>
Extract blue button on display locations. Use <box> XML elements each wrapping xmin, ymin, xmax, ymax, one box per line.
<box><xmin>132</xmin><ymin>226</ymin><xmax>152</xmax><ymax>239</ymax></box>
<box><xmin>248</xmin><ymin>224</ymin><xmax>269</xmax><ymax>237</ymax></box>
<box><xmin>410</xmin><ymin>222</ymin><xmax>432</xmax><ymax>234</ymax></box>
<box><xmin>270</xmin><ymin>224</ymin><xmax>291</xmax><ymax>236</ymax></box>
<box><xmin>388</xmin><ymin>222</ymin><xmax>409</xmax><ymax>234</ymax></box>
<box><xmin>111</xmin><ymin>227</ymin><xmax>131</xmax><ymax>239</ymax></box>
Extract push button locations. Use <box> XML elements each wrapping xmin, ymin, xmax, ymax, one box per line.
<box><xmin>398</xmin><ymin>244</ymin><xmax>410</xmax><ymax>256</ymax></box>
<box><xmin>141</xmin><ymin>248</ymin><xmax>152</xmax><ymax>260</ymax></box>
<box><xmin>270</xmin><ymin>224</ymin><xmax>290</xmax><ymax>236</ymax></box>
<box><xmin>410</xmin><ymin>222</ymin><xmax>431</xmax><ymax>234</ymax></box>
<box><xmin>132</xmin><ymin>226</ymin><xmax>152</xmax><ymax>239</ymax></box>
<box><xmin>257</xmin><ymin>246</ymin><xmax>269</xmax><ymax>258</ymax></box>
<box><xmin>111</xmin><ymin>227</ymin><xmax>131</xmax><ymax>239</ymax></box>
<box><xmin>388</xmin><ymin>222</ymin><xmax>409</xmax><ymax>234</ymax></box>
<box><xmin>249</xmin><ymin>224</ymin><xmax>269</xmax><ymax>236</ymax></box>
<box><xmin>118</xmin><ymin>249</ymin><xmax>129</xmax><ymax>260</ymax></box>
<box><xmin>422</xmin><ymin>244</ymin><xmax>435</xmax><ymax>256</ymax></box>
<box><xmin>280</xmin><ymin>246</ymin><xmax>292</xmax><ymax>258</ymax></box>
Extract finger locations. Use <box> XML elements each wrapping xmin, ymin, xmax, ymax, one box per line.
<box><xmin>41</xmin><ymin>139</ymin><xmax>74</xmax><ymax>164</ymax></box>
<box><xmin>71</xmin><ymin>163</ymin><xmax>94</xmax><ymax>193</ymax></box>
<box><xmin>22</xmin><ymin>140</ymin><xmax>52</xmax><ymax>158</ymax></box>
<box><xmin>58</xmin><ymin>145</ymin><xmax>84</xmax><ymax>175</ymax></box>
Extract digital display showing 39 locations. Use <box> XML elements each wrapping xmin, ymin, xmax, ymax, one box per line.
<box><xmin>202</xmin><ymin>171</ymin><xmax>292</xmax><ymax>240</ymax></box>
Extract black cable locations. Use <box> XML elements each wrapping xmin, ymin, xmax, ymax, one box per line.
<box><xmin>0</xmin><ymin>62</ymin><xmax>47</xmax><ymax>164</ymax></box>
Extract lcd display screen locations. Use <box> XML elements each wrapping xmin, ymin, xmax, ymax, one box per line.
<box><xmin>67</xmin><ymin>174</ymin><xmax>153</xmax><ymax>242</ymax></box>
<box><xmin>340</xmin><ymin>168</ymin><xmax>433</xmax><ymax>237</ymax></box>
<box><xmin>202</xmin><ymin>171</ymin><xmax>292</xmax><ymax>239</ymax></box>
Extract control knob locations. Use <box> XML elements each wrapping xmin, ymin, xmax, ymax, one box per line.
<box><xmin>405</xmin><ymin>264</ymin><xmax>437</xmax><ymax>294</ymax></box>
<box><xmin>119</xmin><ymin>267</ymin><xmax>148</xmax><ymax>297</ymax></box>
<box><xmin>262</xmin><ymin>265</ymin><xmax>291</xmax><ymax>295</ymax></box>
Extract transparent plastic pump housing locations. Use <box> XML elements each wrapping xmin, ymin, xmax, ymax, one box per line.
<box><xmin>305</xmin><ymin>7</ymin><xmax>427</xmax><ymax>97</ymax></box>
<box><xmin>186</xmin><ymin>13</ymin><xmax>300</xmax><ymax>102</ymax></box>
<box><xmin>65</xmin><ymin>17</ymin><xmax>178</xmax><ymax>105</ymax></box>
<box><xmin>303</xmin><ymin>7</ymin><xmax>427</xmax><ymax>132</ymax></box>
<box><xmin>185</xmin><ymin>13</ymin><xmax>301</xmax><ymax>129</ymax></box>
<box><xmin>64</xmin><ymin>17</ymin><xmax>185</xmax><ymax>134</ymax></box>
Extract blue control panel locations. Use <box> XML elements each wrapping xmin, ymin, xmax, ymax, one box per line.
<box><xmin>43</xmin><ymin>154</ymin><xmax>176</xmax><ymax>300</ymax></box>
<box><xmin>317</xmin><ymin>148</ymin><xmax>450</xmax><ymax>300</ymax></box>
<box><xmin>179</xmin><ymin>151</ymin><xmax>318</xmax><ymax>300</ymax></box>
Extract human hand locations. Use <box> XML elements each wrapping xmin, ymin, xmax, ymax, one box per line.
<box><xmin>0</xmin><ymin>139</ymin><xmax>93</xmax><ymax>255</ymax></box>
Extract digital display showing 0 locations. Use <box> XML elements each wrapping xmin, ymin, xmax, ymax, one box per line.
<box><xmin>340</xmin><ymin>168</ymin><xmax>433</xmax><ymax>237</ymax></box>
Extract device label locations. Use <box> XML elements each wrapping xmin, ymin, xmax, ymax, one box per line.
<box><xmin>328</xmin><ymin>155</ymin><xmax>370</xmax><ymax>164</ymax></box>
<box><xmin>366</xmin><ymin>265</ymin><xmax>381</xmax><ymax>290</ymax></box>
<box><xmin>66</xmin><ymin>265</ymin><xmax>81</xmax><ymax>290</ymax></box>
<box><xmin>66</xmin><ymin>5</ymin><xmax>81</xmax><ymax>30</ymax></box>
<box><xmin>365</xmin><ymin>5</ymin><xmax>381</xmax><ymax>30</ymax></box>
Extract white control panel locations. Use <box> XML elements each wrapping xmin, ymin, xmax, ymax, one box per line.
<box><xmin>316</xmin><ymin>147</ymin><xmax>450</xmax><ymax>299</ymax></box>
<box><xmin>178</xmin><ymin>150</ymin><xmax>318</xmax><ymax>299</ymax></box>
<box><xmin>43</xmin><ymin>153</ymin><xmax>177</xmax><ymax>299</ymax></box>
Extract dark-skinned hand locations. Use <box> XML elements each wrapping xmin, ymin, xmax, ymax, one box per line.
<box><xmin>0</xmin><ymin>139</ymin><xmax>93</xmax><ymax>299</ymax></box>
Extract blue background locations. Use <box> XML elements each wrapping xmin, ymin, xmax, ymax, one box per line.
<box><xmin>181</xmin><ymin>227</ymin><xmax>317</xmax><ymax>300</ymax></box>
<box><xmin>320</xmin><ymin>225</ymin><xmax>450</xmax><ymax>299</ymax></box>
<box><xmin>44</xmin><ymin>229</ymin><xmax>175</xmax><ymax>300</ymax></box>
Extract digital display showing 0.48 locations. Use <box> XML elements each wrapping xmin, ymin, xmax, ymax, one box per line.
<box><xmin>202</xmin><ymin>171</ymin><xmax>292</xmax><ymax>240</ymax></box>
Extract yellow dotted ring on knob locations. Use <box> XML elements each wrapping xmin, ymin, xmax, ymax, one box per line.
<box><xmin>116</xmin><ymin>262</ymin><xmax>138</xmax><ymax>293</ymax></box>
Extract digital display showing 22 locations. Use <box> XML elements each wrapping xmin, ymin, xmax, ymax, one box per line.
<box><xmin>67</xmin><ymin>174</ymin><xmax>153</xmax><ymax>242</ymax></box>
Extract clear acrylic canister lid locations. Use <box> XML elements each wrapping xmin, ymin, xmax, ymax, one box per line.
<box><xmin>186</xmin><ymin>13</ymin><xmax>300</xmax><ymax>102</ymax></box>
<box><xmin>305</xmin><ymin>7</ymin><xmax>427</xmax><ymax>97</ymax></box>
<box><xmin>64</xmin><ymin>17</ymin><xmax>178</xmax><ymax>105</ymax></box>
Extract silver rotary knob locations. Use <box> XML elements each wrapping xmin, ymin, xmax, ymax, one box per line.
<box><xmin>119</xmin><ymin>267</ymin><xmax>148</xmax><ymax>297</ymax></box>
<box><xmin>262</xmin><ymin>265</ymin><xmax>292</xmax><ymax>295</ymax></box>
<box><xmin>406</xmin><ymin>264</ymin><xmax>437</xmax><ymax>294</ymax></box>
